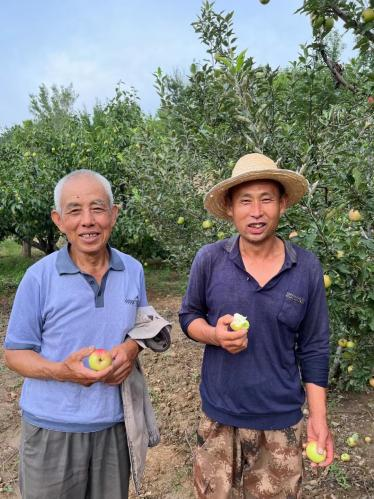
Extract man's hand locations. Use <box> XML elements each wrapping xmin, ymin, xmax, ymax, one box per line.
<box><xmin>59</xmin><ymin>346</ymin><xmax>113</xmax><ymax>386</ymax></box>
<box><xmin>306</xmin><ymin>415</ymin><xmax>334</xmax><ymax>467</ymax></box>
<box><xmin>213</xmin><ymin>315</ymin><xmax>248</xmax><ymax>354</ymax></box>
<box><xmin>102</xmin><ymin>340</ymin><xmax>141</xmax><ymax>386</ymax></box>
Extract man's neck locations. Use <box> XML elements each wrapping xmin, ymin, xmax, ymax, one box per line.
<box><xmin>69</xmin><ymin>246</ymin><xmax>110</xmax><ymax>276</ymax></box>
<box><xmin>239</xmin><ymin>235</ymin><xmax>283</xmax><ymax>261</ymax></box>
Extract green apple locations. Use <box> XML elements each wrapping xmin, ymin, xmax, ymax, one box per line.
<box><xmin>338</xmin><ymin>338</ymin><xmax>347</xmax><ymax>348</ymax></box>
<box><xmin>346</xmin><ymin>340</ymin><xmax>355</xmax><ymax>349</ymax></box>
<box><xmin>88</xmin><ymin>349</ymin><xmax>112</xmax><ymax>371</ymax></box>
<box><xmin>364</xmin><ymin>436</ymin><xmax>372</xmax><ymax>444</ymax></box>
<box><xmin>346</xmin><ymin>436</ymin><xmax>357</xmax><ymax>447</ymax></box>
<box><xmin>362</xmin><ymin>8</ymin><xmax>374</xmax><ymax>23</ymax></box>
<box><xmin>217</xmin><ymin>231</ymin><xmax>226</xmax><ymax>240</ymax></box>
<box><xmin>177</xmin><ymin>216</ymin><xmax>185</xmax><ymax>225</ymax></box>
<box><xmin>323</xmin><ymin>274</ymin><xmax>332</xmax><ymax>289</ymax></box>
<box><xmin>347</xmin><ymin>365</ymin><xmax>354</xmax><ymax>374</ymax></box>
<box><xmin>230</xmin><ymin>313</ymin><xmax>250</xmax><ymax>332</ymax></box>
<box><xmin>305</xmin><ymin>441</ymin><xmax>326</xmax><ymax>464</ymax></box>
<box><xmin>348</xmin><ymin>209</ymin><xmax>362</xmax><ymax>221</ymax></box>
<box><xmin>340</xmin><ymin>453</ymin><xmax>351</xmax><ymax>462</ymax></box>
<box><xmin>312</xmin><ymin>15</ymin><xmax>325</xmax><ymax>29</ymax></box>
<box><xmin>324</xmin><ymin>17</ymin><xmax>334</xmax><ymax>31</ymax></box>
<box><xmin>202</xmin><ymin>220</ymin><xmax>213</xmax><ymax>229</ymax></box>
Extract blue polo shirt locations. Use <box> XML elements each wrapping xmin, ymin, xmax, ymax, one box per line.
<box><xmin>179</xmin><ymin>236</ymin><xmax>330</xmax><ymax>430</ymax></box>
<box><xmin>4</xmin><ymin>245</ymin><xmax>147</xmax><ymax>432</ymax></box>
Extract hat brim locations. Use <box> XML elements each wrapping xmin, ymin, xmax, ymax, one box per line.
<box><xmin>204</xmin><ymin>169</ymin><xmax>309</xmax><ymax>220</ymax></box>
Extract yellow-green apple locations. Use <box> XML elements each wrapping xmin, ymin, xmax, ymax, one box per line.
<box><xmin>306</xmin><ymin>441</ymin><xmax>326</xmax><ymax>463</ymax></box>
<box><xmin>177</xmin><ymin>216</ymin><xmax>185</xmax><ymax>225</ymax></box>
<box><xmin>202</xmin><ymin>220</ymin><xmax>213</xmax><ymax>229</ymax></box>
<box><xmin>217</xmin><ymin>231</ymin><xmax>226</xmax><ymax>240</ymax></box>
<box><xmin>288</xmin><ymin>231</ymin><xmax>298</xmax><ymax>239</ymax></box>
<box><xmin>88</xmin><ymin>349</ymin><xmax>112</xmax><ymax>371</ymax></box>
<box><xmin>336</xmin><ymin>250</ymin><xmax>345</xmax><ymax>259</ymax></box>
<box><xmin>347</xmin><ymin>365</ymin><xmax>354</xmax><ymax>374</ymax></box>
<box><xmin>340</xmin><ymin>453</ymin><xmax>351</xmax><ymax>462</ymax></box>
<box><xmin>362</xmin><ymin>8</ymin><xmax>374</xmax><ymax>23</ymax></box>
<box><xmin>364</xmin><ymin>436</ymin><xmax>372</xmax><ymax>444</ymax></box>
<box><xmin>312</xmin><ymin>15</ymin><xmax>325</xmax><ymax>29</ymax></box>
<box><xmin>338</xmin><ymin>338</ymin><xmax>347</xmax><ymax>348</ymax></box>
<box><xmin>346</xmin><ymin>340</ymin><xmax>355</xmax><ymax>349</ymax></box>
<box><xmin>348</xmin><ymin>209</ymin><xmax>362</xmax><ymax>221</ymax></box>
<box><xmin>346</xmin><ymin>436</ymin><xmax>357</xmax><ymax>447</ymax></box>
<box><xmin>230</xmin><ymin>313</ymin><xmax>250</xmax><ymax>332</ymax></box>
<box><xmin>323</xmin><ymin>274</ymin><xmax>332</xmax><ymax>289</ymax></box>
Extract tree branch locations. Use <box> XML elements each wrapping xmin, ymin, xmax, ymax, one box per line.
<box><xmin>331</xmin><ymin>6</ymin><xmax>374</xmax><ymax>43</ymax></box>
<box><xmin>319</xmin><ymin>48</ymin><xmax>356</xmax><ymax>93</ymax></box>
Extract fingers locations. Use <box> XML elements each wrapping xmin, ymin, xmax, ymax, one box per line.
<box><xmin>72</xmin><ymin>346</ymin><xmax>96</xmax><ymax>361</ymax></box>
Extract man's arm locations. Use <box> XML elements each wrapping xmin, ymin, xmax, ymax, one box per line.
<box><xmin>305</xmin><ymin>383</ymin><xmax>334</xmax><ymax>467</ymax></box>
<box><xmin>4</xmin><ymin>347</ymin><xmax>113</xmax><ymax>387</ymax></box>
<box><xmin>187</xmin><ymin>316</ymin><xmax>248</xmax><ymax>354</ymax></box>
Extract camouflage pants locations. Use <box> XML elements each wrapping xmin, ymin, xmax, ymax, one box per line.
<box><xmin>194</xmin><ymin>413</ymin><xmax>303</xmax><ymax>499</ymax></box>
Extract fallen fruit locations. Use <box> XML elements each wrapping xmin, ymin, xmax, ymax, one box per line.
<box><xmin>346</xmin><ymin>436</ymin><xmax>357</xmax><ymax>447</ymax></box>
<box><xmin>177</xmin><ymin>216</ymin><xmax>185</xmax><ymax>225</ymax></box>
<box><xmin>340</xmin><ymin>453</ymin><xmax>351</xmax><ymax>462</ymax></box>
<box><xmin>230</xmin><ymin>313</ymin><xmax>250</xmax><ymax>332</ymax></box>
<box><xmin>364</xmin><ymin>436</ymin><xmax>372</xmax><ymax>444</ymax></box>
<box><xmin>88</xmin><ymin>349</ymin><xmax>112</xmax><ymax>371</ymax></box>
<box><xmin>306</xmin><ymin>441</ymin><xmax>326</xmax><ymax>464</ymax></box>
<box><xmin>202</xmin><ymin>220</ymin><xmax>213</xmax><ymax>229</ymax></box>
<box><xmin>369</xmin><ymin>378</ymin><xmax>374</xmax><ymax>388</ymax></box>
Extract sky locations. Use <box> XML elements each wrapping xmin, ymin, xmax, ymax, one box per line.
<box><xmin>1</xmin><ymin>0</ymin><xmax>355</xmax><ymax>129</ymax></box>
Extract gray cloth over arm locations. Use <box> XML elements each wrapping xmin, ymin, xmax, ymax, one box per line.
<box><xmin>121</xmin><ymin>305</ymin><xmax>171</xmax><ymax>495</ymax></box>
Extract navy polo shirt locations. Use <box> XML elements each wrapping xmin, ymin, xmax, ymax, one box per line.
<box><xmin>5</xmin><ymin>245</ymin><xmax>147</xmax><ymax>432</ymax></box>
<box><xmin>179</xmin><ymin>236</ymin><xmax>330</xmax><ymax>430</ymax></box>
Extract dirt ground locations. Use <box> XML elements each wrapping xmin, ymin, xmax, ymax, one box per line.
<box><xmin>0</xmin><ymin>290</ymin><xmax>373</xmax><ymax>498</ymax></box>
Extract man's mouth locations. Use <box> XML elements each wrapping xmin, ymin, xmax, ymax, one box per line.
<box><xmin>79</xmin><ymin>232</ymin><xmax>100</xmax><ymax>239</ymax></box>
<box><xmin>248</xmin><ymin>223</ymin><xmax>266</xmax><ymax>229</ymax></box>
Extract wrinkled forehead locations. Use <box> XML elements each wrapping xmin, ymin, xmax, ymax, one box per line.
<box><xmin>61</xmin><ymin>174</ymin><xmax>110</xmax><ymax>204</ymax></box>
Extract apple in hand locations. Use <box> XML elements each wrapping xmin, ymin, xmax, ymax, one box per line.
<box><xmin>230</xmin><ymin>313</ymin><xmax>250</xmax><ymax>332</ymax></box>
<box><xmin>88</xmin><ymin>349</ymin><xmax>112</xmax><ymax>371</ymax></box>
<box><xmin>305</xmin><ymin>441</ymin><xmax>326</xmax><ymax>464</ymax></box>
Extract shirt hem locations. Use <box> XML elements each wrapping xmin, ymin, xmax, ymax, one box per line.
<box><xmin>202</xmin><ymin>399</ymin><xmax>303</xmax><ymax>430</ymax></box>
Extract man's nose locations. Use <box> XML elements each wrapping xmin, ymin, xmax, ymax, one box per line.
<box><xmin>81</xmin><ymin>208</ymin><xmax>95</xmax><ymax>225</ymax></box>
<box><xmin>249</xmin><ymin>201</ymin><xmax>263</xmax><ymax>217</ymax></box>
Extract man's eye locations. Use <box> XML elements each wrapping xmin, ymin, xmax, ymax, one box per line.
<box><xmin>68</xmin><ymin>209</ymin><xmax>81</xmax><ymax>215</ymax></box>
<box><xmin>262</xmin><ymin>198</ymin><xmax>272</xmax><ymax>203</ymax></box>
<box><xmin>92</xmin><ymin>207</ymin><xmax>105</xmax><ymax>213</ymax></box>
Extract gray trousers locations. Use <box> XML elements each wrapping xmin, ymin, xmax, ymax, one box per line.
<box><xmin>19</xmin><ymin>419</ymin><xmax>130</xmax><ymax>499</ymax></box>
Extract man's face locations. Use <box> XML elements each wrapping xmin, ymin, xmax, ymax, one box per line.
<box><xmin>51</xmin><ymin>174</ymin><xmax>118</xmax><ymax>258</ymax></box>
<box><xmin>226</xmin><ymin>180</ymin><xmax>287</xmax><ymax>245</ymax></box>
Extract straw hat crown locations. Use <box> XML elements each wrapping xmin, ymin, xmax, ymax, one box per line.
<box><xmin>204</xmin><ymin>153</ymin><xmax>308</xmax><ymax>220</ymax></box>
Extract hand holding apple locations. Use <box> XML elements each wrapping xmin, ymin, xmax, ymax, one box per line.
<box><xmin>213</xmin><ymin>314</ymin><xmax>248</xmax><ymax>354</ymax></box>
<box><xmin>230</xmin><ymin>313</ymin><xmax>250</xmax><ymax>332</ymax></box>
<box><xmin>88</xmin><ymin>349</ymin><xmax>112</xmax><ymax>371</ymax></box>
<box><xmin>101</xmin><ymin>340</ymin><xmax>141</xmax><ymax>385</ymax></box>
<box><xmin>59</xmin><ymin>346</ymin><xmax>113</xmax><ymax>386</ymax></box>
<box><xmin>306</xmin><ymin>441</ymin><xmax>327</xmax><ymax>464</ymax></box>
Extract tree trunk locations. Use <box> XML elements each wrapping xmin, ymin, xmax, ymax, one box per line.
<box><xmin>22</xmin><ymin>241</ymin><xmax>32</xmax><ymax>257</ymax></box>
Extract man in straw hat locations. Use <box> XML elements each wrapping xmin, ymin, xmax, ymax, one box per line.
<box><xmin>179</xmin><ymin>153</ymin><xmax>334</xmax><ymax>498</ymax></box>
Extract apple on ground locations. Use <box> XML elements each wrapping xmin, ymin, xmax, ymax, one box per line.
<box><xmin>177</xmin><ymin>216</ymin><xmax>185</xmax><ymax>225</ymax></box>
<box><xmin>346</xmin><ymin>436</ymin><xmax>357</xmax><ymax>447</ymax></box>
<box><xmin>348</xmin><ymin>209</ymin><xmax>362</xmax><ymax>221</ymax></box>
<box><xmin>340</xmin><ymin>453</ymin><xmax>351</xmax><ymax>462</ymax></box>
<box><xmin>323</xmin><ymin>274</ymin><xmax>332</xmax><ymax>289</ymax></box>
<box><xmin>305</xmin><ymin>441</ymin><xmax>326</xmax><ymax>464</ymax></box>
<box><xmin>230</xmin><ymin>313</ymin><xmax>250</xmax><ymax>332</ymax></box>
<box><xmin>364</xmin><ymin>436</ymin><xmax>372</xmax><ymax>444</ymax></box>
<box><xmin>88</xmin><ymin>349</ymin><xmax>112</xmax><ymax>371</ymax></box>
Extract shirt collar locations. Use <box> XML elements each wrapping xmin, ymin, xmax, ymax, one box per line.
<box><xmin>223</xmin><ymin>234</ymin><xmax>297</xmax><ymax>267</ymax></box>
<box><xmin>56</xmin><ymin>244</ymin><xmax>125</xmax><ymax>275</ymax></box>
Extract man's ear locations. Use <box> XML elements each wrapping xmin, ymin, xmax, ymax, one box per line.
<box><xmin>110</xmin><ymin>204</ymin><xmax>120</xmax><ymax>226</ymax></box>
<box><xmin>51</xmin><ymin>210</ymin><xmax>64</xmax><ymax>232</ymax></box>
<box><xmin>280</xmin><ymin>195</ymin><xmax>288</xmax><ymax>215</ymax></box>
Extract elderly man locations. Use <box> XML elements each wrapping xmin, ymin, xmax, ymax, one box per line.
<box><xmin>4</xmin><ymin>169</ymin><xmax>162</xmax><ymax>499</ymax></box>
<box><xmin>179</xmin><ymin>153</ymin><xmax>334</xmax><ymax>498</ymax></box>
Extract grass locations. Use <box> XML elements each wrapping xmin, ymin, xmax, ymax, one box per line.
<box><xmin>0</xmin><ymin>239</ymin><xmax>188</xmax><ymax>297</ymax></box>
<box><xmin>0</xmin><ymin>240</ymin><xmax>42</xmax><ymax>295</ymax></box>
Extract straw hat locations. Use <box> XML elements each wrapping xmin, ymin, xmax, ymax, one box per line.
<box><xmin>204</xmin><ymin>153</ymin><xmax>308</xmax><ymax>220</ymax></box>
